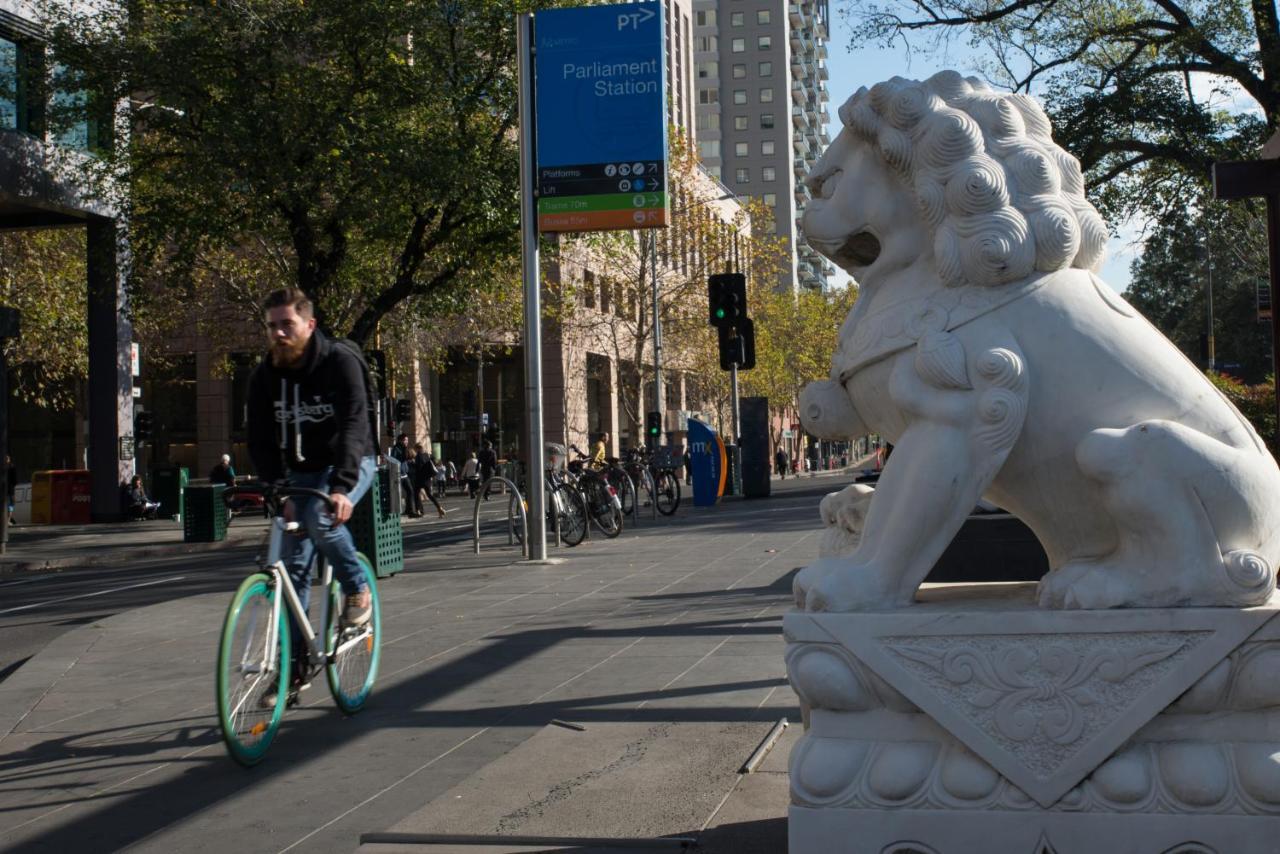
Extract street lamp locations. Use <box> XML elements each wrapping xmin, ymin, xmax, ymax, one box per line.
<box><xmin>648</xmin><ymin>190</ymin><xmax>737</xmax><ymax>447</ymax></box>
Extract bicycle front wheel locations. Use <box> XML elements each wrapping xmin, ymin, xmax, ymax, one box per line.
<box><xmin>325</xmin><ymin>555</ymin><xmax>382</xmax><ymax>714</ymax></box>
<box><xmin>655</xmin><ymin>471</ymin><xmax>681</xmax><ymax>516</ymax></box>
<box><xmin>553</xmin><ymin>482</ymin><xmax>587</xmax><ymax>546</ymax></box>
<box><xmin>216</xmin><ymin>573</ymin><xmax>291</xmax><ymax>766</ymax></box>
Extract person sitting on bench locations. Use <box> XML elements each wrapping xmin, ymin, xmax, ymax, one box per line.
<box><xmin>122</xmin><ymin>475</ymin><xmax>161</xmax><ymax>520</ymax></box>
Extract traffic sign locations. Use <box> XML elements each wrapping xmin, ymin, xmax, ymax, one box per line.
<box><xmin>534</xmin><ymin>2</ymin><xmax>668</xmax><ymax>232</ymax></box>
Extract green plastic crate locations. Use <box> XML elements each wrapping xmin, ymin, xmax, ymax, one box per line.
<box><xmin>183</xmin><ymin>484</ymin><xmax>228</xmax><ymax>542</ymax></box>
<box><xmin>350</xmin><ymin>466</ymin><xmax>403</xmax><ymax>579</ymax></box>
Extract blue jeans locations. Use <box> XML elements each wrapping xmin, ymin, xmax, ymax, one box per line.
<box><xmin>283</xmin><ymin>456</ymin><xmax>377</xmax><ymax>663</ymax></box>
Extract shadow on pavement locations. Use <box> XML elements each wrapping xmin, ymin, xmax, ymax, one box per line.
<box><xmin>7</xmin><ymin>600</ymin><xmax>797</xmax><ymax>852</ymax></box>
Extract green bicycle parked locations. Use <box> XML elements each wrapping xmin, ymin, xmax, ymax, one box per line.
<box><xmin>215</xmin><ymin>485</ymin><xmax>382</xmax><ymax>766</ymax></box>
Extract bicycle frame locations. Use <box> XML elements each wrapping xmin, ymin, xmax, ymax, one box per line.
<box><xmin>242</xmin><ymin>515</ymin><xmax>369</xmax><ymax>686</ymax></box>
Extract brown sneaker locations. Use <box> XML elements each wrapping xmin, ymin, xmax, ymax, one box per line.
<box><xmin>342</xmin><ymin>590</ymin><xmax>372</xmax><ymax>626</ymax></box>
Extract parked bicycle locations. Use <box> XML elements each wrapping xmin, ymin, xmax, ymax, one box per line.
<box><xmin>567</xmin><ymin>446</ymin><xmax>624</xmax><ymax>538</ymax></box>
<box><xmin>215</xmin><ymin>485</ymin><xmax>381</xmax><ymax>766</ymax></box>
<box><xmin>508</xmin><ymin>466</ymin><xmax>589</xmax><ymax>548</ymax></box>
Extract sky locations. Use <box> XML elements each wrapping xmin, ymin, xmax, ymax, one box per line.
<box><xmin>818</xmin><ymin>18</ymin><xmax>1141</xmax><ymax>294</ymax></box>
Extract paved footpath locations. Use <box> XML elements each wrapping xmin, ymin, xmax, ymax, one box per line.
<box><xmin>0</xmin><ymin>476</ymin><xmax>850</xmax><ymax>853</ymax></box>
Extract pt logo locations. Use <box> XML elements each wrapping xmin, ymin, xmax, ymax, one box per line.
<box><xmin>617</xmin><ymin>6</ymin><xmax>655</xmax><ymax>30</ymax></box>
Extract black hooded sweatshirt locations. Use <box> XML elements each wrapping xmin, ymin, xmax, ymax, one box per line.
<box><xmin>246</xmin><ymin>328</ymin><xmax>374</xmax><ymax>496</ymax></box>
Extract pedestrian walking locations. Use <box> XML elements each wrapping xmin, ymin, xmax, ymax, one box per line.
<box><xmin>461</xmin><ymin>451</ymin><xmax>481</xmax><ymax>498</ymax></box>
<box><xmin>477</xmin><ymin>441</ymin><xmax>497</xmax><ymax>499</ymax></box>
<box><xmin>775</xmin><ymin>448</ymin><xmax>788</xmax><ymax>480</ymax></box>
<box><xmin>413</xmin><ymin>443</ymin><xmax>446</xmax><ymax>518</ymax></box>
<box><xmin>400</xmin><ymin>448</ymin><xmax>423</xmax><ymax>517</ymax></box>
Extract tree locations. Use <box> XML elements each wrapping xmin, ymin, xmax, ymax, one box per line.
<box><xmin>553</xmin><ymin>136</ymin><xmax>788</xmax><ymax>441</ymax></box>
<box><xmin>45</xmin><ymin>0</ymin><xmax>543</xmax><ymax>346</ymax></box>
<box><xmin>687</xmin><ymin>276</ymin><xmax>857</xmax><ymax>445</ymax></box>
<box><xmin>0</xmin><ymin>230</ymin><xmax>89</xmax><ymax>408</ymax></box>
<box><xmin>1124</xmin><ymin>201</ymin><xmax>1273</xmax><ymax>381</ymax></box>
<box><xmin>838</xmin><ymin>0</ymin><xmax>1274</xmax><ymax>223</ymax></box>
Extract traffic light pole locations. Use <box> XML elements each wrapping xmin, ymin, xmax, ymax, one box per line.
<box><xmin>730</xmin><ymin>363</ymin><xmax>740</xmax><ymax>444</ymax></box>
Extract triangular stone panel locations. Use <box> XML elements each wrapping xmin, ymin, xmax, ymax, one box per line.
<box><xmin>785</xmin><ymin>597</ymin><xmax>1279</xmax><ymax>807</ymax></box>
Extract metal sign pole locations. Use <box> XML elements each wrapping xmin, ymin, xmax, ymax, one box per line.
<box><xmin>518</xmin><ymin>12</ymin><xmax>547</xmax><ymax>561</ymax></box>
<box><xmin>651</xmin><ymin>231</ymin><xmax>663</xmax><ymax>446</ymax></box>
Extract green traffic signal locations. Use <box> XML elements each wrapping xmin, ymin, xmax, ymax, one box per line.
<box><xmin>715</xmin><ymin>308</ymin><xmax>725</xmax><ymax>319</ymax></box>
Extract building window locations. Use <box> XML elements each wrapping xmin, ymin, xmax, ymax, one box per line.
<box><xmin>762</xmin><ymin>140</ymin><xmax>775</xmax><ymax>155</ymax></box>
<box><xmin>760</xmin><ymin>113</ymin><xmax>774</xmax><ymax>128</ymax></box>
<box><xmin>763</xmin><ymin>166</ymin><xmax>776</xmax><ymax>181</ymax></box>
<box><xmin>695</xmin><ymin>10</ymin><xmax>716</xmax><ymax>26</ymax></box>
<box><xmin>708</xmin><ymin>165</ymin><xmax>722</xmax><ymax>180</ymax></box>
<box><xmin>736</xmin><ymin>168</ymin><xmax>750</xmax><ymax>183</ymax></box>
<box><xmin>757</xmin><ymin>10</ymin><xmax>771</xmax><ymax>24</ymax></box>
<box><xmin>732</xmin><ymin>63</ymin><xmax>746</xmax><ymax>79</ymax></box>
<box><xmin>760</xmin><ymin>87</ymin><xmax>773</xmax><ymax>103</ymax></box>
<box><xmin>696</xmin><ymin>35</ymin><xmax>718</xmax><ymax>52</ymax></box>
<box><xmin>699</xmin><ymin>139</ymin><xmax>721</xmax><ymax>159</ymax></box>
<box><xmin>758</xmin><ymin>35</ymin><xmax>772</xmax><ymax>50</ymax></box>
<box><xmin>731</xmin><ymin>38</ymin><xmax>745</xmax><ymax>53</ymax></box>
<box><xmin>696</xmin><ymin>111</ymin><xmax>720</xmax><ymax>131</ymax></box>
<box><xmin>730</xmin><ymin>11</ymin><xmax>744</xmax><ymax>26</ymax></box>
<box><xmin>734</xmin><ymin>141</ymin><xmax>748</xmax><ymax>156</ymax></box>
<box><xmin>697</xmin><ymin>61</ymin><xmax>717</xmax><ymax>79</ymax></box>
<box><xmin>582</xmin><ymin>269</ymin><xmax>596</xmax><ymax>309</ymax></box>
<box><xmin>698</xmin><ymin>89</ymin><xmax>718</xmax><ymax>104</ymax></box>
<box><xmin>0</xmin><ymin>35</ymin><xmax>34</xmax><ymax>134</ymax></box>
<box><xmin>764</xmin><ymin>193</ymin><xmax>777</xmax><ymax>206</ymax></box>
<box><xmin>732</xmin><ymin>89</ymin><xmax>746</xmax><ymax>105</ymax></box>
<box><xmin>759</xmin><ymin>61</ymin><xmax>772</xmax><ymax>77</ymax></box>
<box><xmin>734</xmin><ymin>115</ymin><xmax>748</xmax><ymax>130</ymax></box>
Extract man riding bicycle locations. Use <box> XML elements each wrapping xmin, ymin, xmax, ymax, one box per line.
<box><xmin>247</xmin><ymin>288</ymin><xmax>378</xmax><ymax>691</ymax></box>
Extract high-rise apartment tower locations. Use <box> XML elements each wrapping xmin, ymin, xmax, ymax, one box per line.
<box><xmin>692</xmin><ymin>0</ymin><xmax>834</xmax><ymax>291</ymax></box>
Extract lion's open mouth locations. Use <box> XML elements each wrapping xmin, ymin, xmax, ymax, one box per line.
<box><xmin>836</xmin><ymin>231</ymin><xmax>881</xmax><ymax>270</ymax></box>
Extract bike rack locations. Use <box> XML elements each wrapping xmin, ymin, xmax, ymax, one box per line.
<box><xmin>473</xmin><ymin>476</ymin><xmax>528</xmax><ymax>558</ymax></box>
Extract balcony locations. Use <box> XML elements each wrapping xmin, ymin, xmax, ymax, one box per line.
<box><xmin>792</xmin><ymin>106</ymin><xmax>807</xmax><ymax>128</ymax></box>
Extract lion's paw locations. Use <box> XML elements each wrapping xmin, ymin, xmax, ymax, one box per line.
<box><xmin>802</xmin><ymin>558</ymin><xmax>904</xmax><ymax>612</ymax></box>
<box><xmin>1038</xmin><ymin>560</ymin><xmax>1138</xmax><ymax>609</ymax></box>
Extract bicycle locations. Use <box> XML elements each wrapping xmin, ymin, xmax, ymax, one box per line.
<box><xmin>508</xmin><ymin>467</ymin><xmax>589</xmax><ymax>547</ymax></box>
<box><xmin>567</xmin><ymin>447</ymin><xmax>624</xmax><ymax>538</ymax></box>
<box><xmin>644</xmin><ymin>446</ymin><xmax>682</xmax><ymax>516</ymax></box>
<box><xmin>215</xmin><ymin>485</ymin><xmax>382</xmax><ymax>766</ymax></box>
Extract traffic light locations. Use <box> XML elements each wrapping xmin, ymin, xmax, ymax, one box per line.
<box><xmin>718</xmin><ymin>318</ymin><xmax>756</xmax><ymax>371</ymax></box>
<box><xmin>708</xmin><ymin>273</ymin><xmax>747</xmax><ymax>326</ymax></box>
<box><xmin>645</xmin><ymin>411</ymin><xmax>662</xmax><ymax>441</ymax></box>
<box><xmin>135</xmin><ymin>410</ymin><xmax>153</xmax><ymax>441</ymax></box>
<box><xmin>394</xmin><ymin>399</ymin><xmax>411</xmax><ymax>422</ymax></box>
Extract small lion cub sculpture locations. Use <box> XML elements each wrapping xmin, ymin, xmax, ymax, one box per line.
<box><xmin>796</xmin><ymin>71</ymin><xmax>1280</xmax><ymax>612</ymax></box>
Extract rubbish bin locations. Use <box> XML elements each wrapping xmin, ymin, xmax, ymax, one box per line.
<box><xmin>31</xmin><ymin>470</ymin><xmax>92</xmax><ymax>524</ymax></box>
<box><xmin>183</xmin><ymin>484</ymin><xmax>228</xmax><ymax>542</ymax></box>
<box><xmin>349</xmin><ymin>465</ymin><xmax>403</xmax><ymax>579</ymax></box>
<box><xmin>151</xmin><ymin>466</ymin><xmax>189</xmax><ymax>520</ymax></box>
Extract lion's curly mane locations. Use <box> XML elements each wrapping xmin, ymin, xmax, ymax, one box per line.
<box><xmin>840</xmin><ymin>71</ymin><xmax>1108</xmax><ymax>288</ymax></box>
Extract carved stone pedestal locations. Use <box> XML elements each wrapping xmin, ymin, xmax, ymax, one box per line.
<box><xmin>784</xmin><ymin>585</ymin><xmax>1280</xmax><ymax>854</ymax></box>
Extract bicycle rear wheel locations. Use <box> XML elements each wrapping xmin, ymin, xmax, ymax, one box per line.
<box><xmin>587</xmin><ymin>479</ymin><xmax>623</xmax><ymax>538</ymax></box>
<box><xmin>325</xmin><ymin>555</ymin><xmax>382</xmax><ymax>714</ymax></box>
<box><xmin>554</xmin><ymin>482</ymin><xmax>587</xmax><ymax>546</ymax></box>
<box><xmin>655</xmin><ymin>471</ymin><xmax>681</xmax><ymax>516</ymax></box>
<box><xmin>216</xmin><ymin>573</ymin><xmax>291</xmax><ymax>766</ymax></box>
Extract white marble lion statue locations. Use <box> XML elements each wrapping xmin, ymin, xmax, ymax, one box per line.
<box><xmin>796</xmin><ymin>71</ymin><xmax>1280</xmax><ymax>612</ymax></box>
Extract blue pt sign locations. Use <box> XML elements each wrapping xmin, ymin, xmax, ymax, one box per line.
<box><xmin>533</xmin><ymin>2</ymin><xmax>668</xmax><ymax>232</ymax></box>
